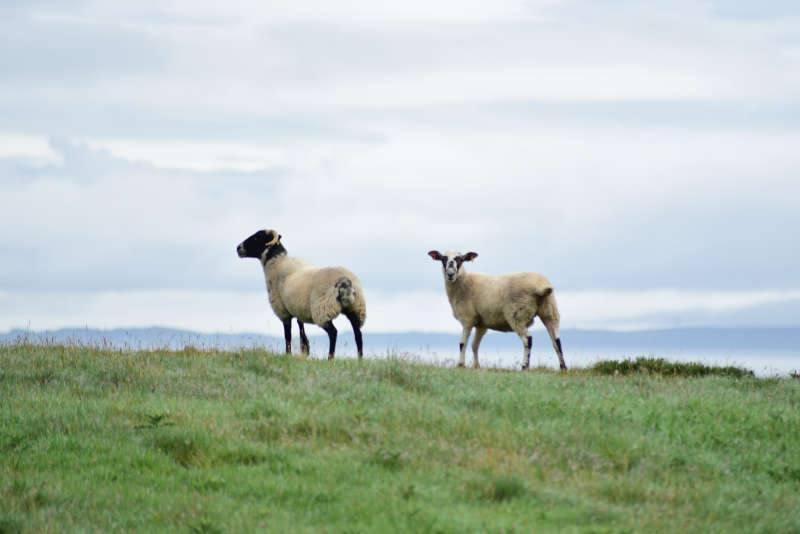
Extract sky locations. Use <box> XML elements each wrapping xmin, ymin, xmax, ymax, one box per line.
<box><xmin>1</xmin><ymin>0</ymin><xmax>799</xmax><ymax>336</ymax></box>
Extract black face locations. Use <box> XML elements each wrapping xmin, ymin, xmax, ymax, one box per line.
<box><xmin>236</xmin><ymin>230</ymin><xmax>277</xmax><ymax>259</ymax></box>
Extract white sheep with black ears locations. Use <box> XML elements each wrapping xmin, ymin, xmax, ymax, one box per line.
<box><xmin>427</xmin><ymin>250</ymin><xmax>566</xmax><ymax>371</ymax></box>
<box><xmin>237</xmin><ymin>229</ymin><xmax>366</xmax><ymax>360</ymax></box>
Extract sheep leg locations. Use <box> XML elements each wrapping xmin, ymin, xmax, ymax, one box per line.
<box><xmin>345</xmin><ymin>312</ymin><xmax>364</xmax><ymax>359</ymax></box>
<box><xmin>458</xmin><ymin>326</ymin><xmax>472</xmax><ymax>368</ymax></box>
<box><xmin>542</xmin><ymin>317</ymin><xmax>567</xmax><ymax>371</ymax></box>
<box><xmin>297</xmin><ymin>319</ymin><xmax>310</xmax><ymax>355</ymax></box>
<box><xmin>282</xmin><ymin>319</ymin><xmax>292</xmax><ymax>354</ymax></box>
<box><xmin>517</xmin><ymin>330</ymin><xmax>532</xmax><ymax>370</ymax></box>
<box><xmin>321</xmin><ymin>321</ymin><xmax>337</xmax><ymax>360</ymax></box>
<box><xmin>471</xmin><ymin>326</ymin><xmax>487</xmax><ymax>369</ymax></box>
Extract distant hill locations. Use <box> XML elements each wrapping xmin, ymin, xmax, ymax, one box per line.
<box><xmin>3</xmin><ymin>326</ymin><xmax>799</xmax><ymax>352</ymax></box>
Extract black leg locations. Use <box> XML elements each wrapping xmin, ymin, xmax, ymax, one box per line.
<box><xmin>282</xmin><ymin>319</ymin><xmax>292</xmax><ymax>354</ymax></box>
<box><xmin>297</xmin><ymin>319</ymin><xmax>310</xmax><ymax>355</ymax></box>
<box><xmin>345</xmin><ymin>312</ymin><xmax>363</xmax><ymax>359</ymax></box>
<box><xmin>322</xmin><ymin>321</ymin><xmax>337</xmax><ymax>360</ymax></box>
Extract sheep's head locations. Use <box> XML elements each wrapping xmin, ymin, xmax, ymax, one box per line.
<box><xmin>237</xmin><ymin>229</ymin><xmax>282</xmax><ymax>261</ymax></box>
<box><xmin>428</xmin><ymin>250</ymin><xmax>478</xmax><ymax>282</ymax></box>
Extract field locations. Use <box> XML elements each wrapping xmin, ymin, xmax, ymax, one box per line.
<box><xmin>1</xmin><ymin>344</ymin><xmax>799</xmax><ymax>533</ymax></box>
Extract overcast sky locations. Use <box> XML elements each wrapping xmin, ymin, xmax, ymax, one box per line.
<box><xmin>2</xmin><ymin>0</ymin><xmax>799</xmax><ymax>336</ymax></box>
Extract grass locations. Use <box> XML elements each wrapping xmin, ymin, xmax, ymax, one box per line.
<box><xmin>591</xmin><ymin>356</ymin><xmax>755</xmax><ymax>378</ymax></box>
<box><xmin>1</xmin><ymin>343</ymin><xmax>799</xmax><ymax>533</ymax></box>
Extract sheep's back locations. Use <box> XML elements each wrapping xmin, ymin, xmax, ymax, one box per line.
<box><xmin>464</xmin><ymin>272</ymin><xmax>554</xmax><ymax>330</ymax></box>
<box><xmin>504</xmin><ymin>272</ymin><xmax>553</xmax><ymax>293</ymax></box>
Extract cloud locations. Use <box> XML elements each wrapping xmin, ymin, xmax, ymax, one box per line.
<box><xmin>709</xmin><ymin>1</ymin><xmax>800</xmax><ymax>19</ymax></box>
<box><xmin>83</xmin><ymin>138</ymin><xmax>290</xmax><ymax>173</ymax></box>
<box><xmin>1</xmin><ymin>1</ymin><xmax>799</xmax><ymax>333</ymax></box>
<box><xmin>3</xmin><ymin>0</ymin><xmax>799</xmax><ymax>133</ymax></box>
<box><xmin>0</xmin><ymin>3</ymin><xmax>168</xmax><ymax>84</ymax></box>
<box><xmin>1</xmin><ymin>121</ymin><xmax>798</xmax><ymax>296</ymax></box>
<box><xmin>0</xmin><ymin>138</ymin><xmax>287</xmax><ymax>291</ymax></box>
<box><xmin>0</xmin><ymin>133</ymin><xmax>61</xmax><ymax>161</ymax></box>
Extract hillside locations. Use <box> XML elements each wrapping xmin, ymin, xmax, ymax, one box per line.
<box><xmin>1</xmin><ymin>344</ymin><xmax>799</xmax><ymax>533</ymax></box>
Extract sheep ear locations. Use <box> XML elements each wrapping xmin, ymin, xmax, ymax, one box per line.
<box><xmin>463</xmin><ymin>252</ymin><xmax>478</xmax><ymax>262</ymax></box>
<box><xmin>428</xmin><ymin>250</ymin><xmax>443</xmax><ymax>261</ymax></box>
<box><xmin>264</xmin><ymin>230</ymin><xmax>280</xmax><ymax>246</ymax></box>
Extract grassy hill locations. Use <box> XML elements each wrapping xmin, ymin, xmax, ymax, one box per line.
<box><xmin>1</xmin><ymin>344</ymin><xmax>798</xmax><ymax>533</ymax></box>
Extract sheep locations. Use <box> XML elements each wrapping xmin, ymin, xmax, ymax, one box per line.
<box><xmin>237</xmin><ymin>229</ymin><xmax>366</xmax><ymax>360</ymax></box>
<box><xmin>427</xmin><ymin>250</ymin><xmax>566</xmax><ymax>371</ymax></box>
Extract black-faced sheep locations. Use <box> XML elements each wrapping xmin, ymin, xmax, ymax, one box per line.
<box><xmin>237</xmin><ymin>229</ymin><xmax>366</xmax><ymax>359</ymax></box>
<box><xmin>428</xmin><ymin>250</ymin><xmax>566</xmax><ymax>370</ymax></box>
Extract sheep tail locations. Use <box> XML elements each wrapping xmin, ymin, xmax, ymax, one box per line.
<box><xmin>534</xmin><ymin>286</ymin><xmax>559</xmax><ymax>321</ymax></box>
<box><xmin>335</xmin><ymin>276</ymin><xmax>357</xmax><ymax>307</ymax></box>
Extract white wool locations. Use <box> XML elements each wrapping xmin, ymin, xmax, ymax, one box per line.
<box><xmin>261</xmin><ymin>248</ymin><xmax>366</xmax><ymax>359</ymax></box>
<box><xmin>430</xmin><ymin>249</ymin><xmax>566</xmax><ymax>370</ymax></box>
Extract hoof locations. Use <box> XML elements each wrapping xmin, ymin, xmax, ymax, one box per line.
<box><xmin>457</xmin><ymin>362</ymin><xmax>466</xmax><ymax>368</ymax></box>
<box><xmin>521</xmin><ymin>364</ymin><xmax>530</xmax><ymax>371</ymax></box>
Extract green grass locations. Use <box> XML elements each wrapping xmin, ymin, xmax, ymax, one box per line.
<box><xmin>1</xmin><ymin>344</ymin><xmax>798</xmax><ymax>533</ymax></box>
<box><xmin>591</xmin><ymin>357</ymin><xmax>755</xmax><ymax>378</ymax></box>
